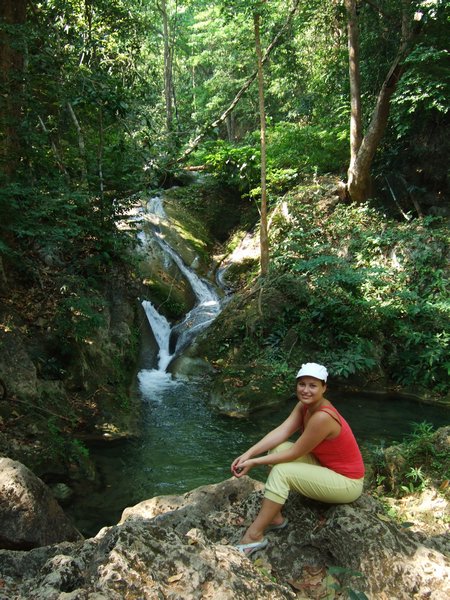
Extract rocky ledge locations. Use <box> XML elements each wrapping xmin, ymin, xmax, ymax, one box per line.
<box><xmin>0</xmin><ymin>458</ymin><xmax>449</xmax><ymax>599</ymax></box>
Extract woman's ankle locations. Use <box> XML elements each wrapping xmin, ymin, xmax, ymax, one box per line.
<box><xmin>270</xmin><ymin>515</ymin><xmax>284</xmax><ymax>526</ymax></box>
<box><xmin>241</xmin><ymin>527</ymin><xmax>264</xmax><ymax>544</ymax></box>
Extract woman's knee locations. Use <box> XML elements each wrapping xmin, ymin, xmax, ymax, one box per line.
<box><xmin>268</xmin><ymin>442</ymin><xmax>294</xmax><ymax>455</ymax></box>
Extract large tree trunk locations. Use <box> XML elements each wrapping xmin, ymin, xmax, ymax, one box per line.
<box><xmin>254</xmin><ymin>9</ymin><xmax>269</xmax><ymax>278</ymax></box>
<box><xmin>0</xmin><ymin>0</ymin><xmax>28</xmax><ymax>180</ymax></box>
<box><xmin>347</xmin><ymin>63</ymin><xmax>402</xmax><ymax>203</ymax></box>
<box><xmin>161</xmin><ymin>0</ymin><xmax>174</xmax><ymax>134</ymax></box>
<box><xmin>346</xmin><ymin>0</ymin><xmax>423</xmax><ymax>203</ymax></box>
<box><xmin>345</xmin><ymin>0</ymin><xmax>362</xmax><ymax>175</ymax></box>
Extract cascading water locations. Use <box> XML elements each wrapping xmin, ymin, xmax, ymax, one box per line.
<box><xmin>66</xmin><ymin>191</ymin><xmax>450</xmax><ymax>538</ymax></box>
<box><xmin>137</xmin><ymin>195</ymin><xmax>222</xmax><ymax>399</ymax></box>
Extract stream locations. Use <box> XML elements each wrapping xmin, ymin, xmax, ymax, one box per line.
<box><xmin>67</xmin><ymin>193</ymin><xmax>450</xmax><ymax>538</ymax></box>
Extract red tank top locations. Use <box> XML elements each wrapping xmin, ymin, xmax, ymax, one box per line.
<box><xmin>303</xmin><ymin>404</ymin><xmax>365</xmax><ymax>479</ymax></box>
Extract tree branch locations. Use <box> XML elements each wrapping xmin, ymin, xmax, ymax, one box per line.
<box><xmin>38</xmin><ymin>114</ymin><xmax>70</xmax><ymax>180</ymax></box>
<box><xmin>67</xmin><ymin>102</ymin><xmax>88</xmax><ymax>185</ymax></box>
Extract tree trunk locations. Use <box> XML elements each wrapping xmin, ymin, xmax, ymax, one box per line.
<box><xmin>347</xmin><ymin>67</ymin><xmax>400</xmax><ymax>203</ymax></box>
<box><xmin>254</xmin><ymin>10</ymin><xmax>269</xmax><ymax>278</ymax></box>
<box><xmin>345</xmin><ymin>0</ymin><xmax>362</xmax><ymax>175</ymax></box>
<box><xmin>225</xmin><ymin>113</ymin><xmax>236</xmax><ymax>142</ymax></box>
<box><xmin>37</xmin><ymin>115</ymin><xmax>70</xmax><ymax>180</ymax></box>
<box><xmin>346</xmin><ymin>0</ymin><xmax>423</xmax><ymax>203</ymax></box>
<box><xmin>98</xmin><ymin>105</ymin><xmax>105</xmax><ymax>206</ymax></box>
<box><xmin>0</xmin><ymin>0</ymin><xmax>28</xmax><ymax>179</ymax></box>
<box><xmin>161</xmin><ymin>0</ymin><xmax>174</xmax><ymax>134</ymax></box>
<box><xmin>67</xmin><ymin>102</ymin><xmax>88</xmax><ymax>186</ymax></box>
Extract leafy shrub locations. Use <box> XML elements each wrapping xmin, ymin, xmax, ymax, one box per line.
<box><xmin>368</xmin><ymin>422</ymin><xmax>450</xmax><ymax>497</ymax></box>
<box><xmin>191</xmin><ymin>121</ymin><xmax>348</xmax><ymax>196</ymax></box>
<box><xmin>192</xmin><ymin>141</ymin><xmax>260</xmax><ymax>193</ymax></box>
<box><xmin>265</xmin><ymin>121</ymin><xmax>348</xmax><ymax>177</ymax></box>
<box><xmin>265</xmin><ymin>192</ymin><xmax>449</xmax><ymax>393</ymax></box>
<box><xmin>53</xmin><ymin>277</ymin><xmax>108</xmax><ymax>355</ymax></box>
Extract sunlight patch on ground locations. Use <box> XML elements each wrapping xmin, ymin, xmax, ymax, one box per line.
<box><xmin>216</xmin><ymin>230</ymin><xmax>260</xmax><ymax>267</ymax></box>
<box><xmin>385</xmin><ymin>488</ymin><xmax>449</xmax><ymax>536</ymax></box>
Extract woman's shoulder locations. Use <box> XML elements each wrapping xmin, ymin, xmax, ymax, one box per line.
<box><xmin>307</xmin><ymin>403</ymin><xmax>342</xmax><ymax>427</ymax></box>
<box><xmin>319</xmin><ymin>401</ymin><xmax>338</xmax><ymax>413</ymax></box>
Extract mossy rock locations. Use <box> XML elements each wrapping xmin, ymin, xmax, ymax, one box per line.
<box><xmin>209</xmin><ymin>365</ymin><xmax>293</xmax><ymax>416</ymax></box>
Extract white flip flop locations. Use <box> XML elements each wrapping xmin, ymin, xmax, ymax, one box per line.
<box><xmin>235</xmin><ymin>538</ymin><xmax>269</xmax><ymax>556</ymax></box>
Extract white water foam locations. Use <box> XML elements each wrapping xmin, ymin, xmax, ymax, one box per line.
<box><xmin>137</xmin><ymin>369</ymin><xmax>180</xmax><ymax>400</ymax></box>
<box><xmin>137</xmin><ymin>193</ymin><xmax>223</xmax><ymax>397</ymax></box>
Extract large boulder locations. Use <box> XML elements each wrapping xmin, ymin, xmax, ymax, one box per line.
<box><xmin>0</xmin><ymin>474</ymin><xmax>448</xmax><ymax>599</ymax></box>
<box><xmin>0</xmin><ymin>457</ymin><xmax>83</xmax><ymax>550</ymax></box>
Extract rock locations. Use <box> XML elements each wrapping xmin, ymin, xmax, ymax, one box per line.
<box><xmin>433</xmin><ymin>425</ymin><xmax>450</xmax><ymax>454</ymax></box>
<box><xmin>0</xmin><ymin>458</ymin><xmax>83</xmax><ymax>550</ymax></box>
<box><xmin>169</xmin><ymin>353</ymin><xmax>216</xmax><ymax>379</ymax></box>
<box><xmin>0</xmin><ymin>473</ymin><xmax>448</xmax><ymax>599</ymax></box>
<box><xmin>384</xmin><ymin>443</ymin><xmax>407</xmax><ymax>489</ymax></box>
<box><xmin>310</xmin><ymin>494</ymin><xmax>450</xmax><ymax>599</ymax></box>
<box><xmin>0</xmin><ymin>330</ymin><xmax>38</xmax><ymax>402</ymax></box>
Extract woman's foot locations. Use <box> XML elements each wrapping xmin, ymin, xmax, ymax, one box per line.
<box><xmin>235</xmin><ymin>538</ymin><xmax>268</xmax><ymax>556</ymax></box>
<box><xmin>239</xmin><ymin>526</ymin><xmax>265</xmax><ymax>546</ymax></box>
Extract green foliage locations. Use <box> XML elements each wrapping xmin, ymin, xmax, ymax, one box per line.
<box><xmin>400</xmin><ymin>466</ymin><xmax>429</xmax><ymax>495</ymax></box>
<box><xmin>368</xmin><ymin>422</ymin><xmax>450</xmax><ymax>498</ymax></box>
<box><xmin>192</xmin><ymin>121</ymin><xmax>348</xmax><ymax>195</ymax></box>
<box><xmin>0</xmin><ymin>178</ymin><xmax>136</xmax><ymax>293</ymax></box>
<box><xmin>327</xmin><ymin>566</ymin><xmax>368</xmax><ymax>599</ymax></box>
<box><xmin>374</xmin><ymin>3</ymin><xmax>450</xmax><ymax>199</ymax></box>
<box><xmin>394</xmin><ymin>45</ymin><xmax>450</xmax><ymax>119</ymax></box>
<box><xmin>210</xmin><ymin>184</ymin><xmax>448</xmax><ymax>397</ymax></box>
<box><xmin>55</xmin><ymin>285</ymin><xmax>108</xmax><ymax>350</ymax></box>
<box><xmin>267</xmin><ymin>196</ymin><xmax>449</xmax><ymax>393</ymax></box>
<box><xmin>265</xmin><ymin>121</ymin><xmax>348</xmax><ymax>178</ymax></box>
<box><xmin>47</xmin><ymin>417</ymin><xmax>90</xmax><ymax>468</ymax></box>
<box><xmin>193</xmin><ymin>141</ymin><xmax>260</xmax><ymax>192</ymax></box>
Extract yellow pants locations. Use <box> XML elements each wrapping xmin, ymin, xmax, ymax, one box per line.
<box><xmin>264</xmin><ymin>442</ymin><xmax>364</xmax><ymax>505</ymax></box>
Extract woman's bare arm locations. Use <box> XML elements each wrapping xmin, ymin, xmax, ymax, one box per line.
<box><xmin>231</xmin><ymin>402</ymin><xmax>303</xmax><ymax>473</ymax></box>
<box><xmin>238</xmin><ymin>411</ymin><xmax>337</xmax><ymax>471</ymax></box>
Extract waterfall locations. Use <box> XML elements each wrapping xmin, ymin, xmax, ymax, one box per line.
<box><xmin>137</xmin><ymin>195</ymin><xmax>222</xmax><ymax>398</ymax></box>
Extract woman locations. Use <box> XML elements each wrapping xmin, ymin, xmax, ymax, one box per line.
<box><xmin>231</xmin><ymin>362</ymin><xmax>364</xmax><ymax>555</ymax></box>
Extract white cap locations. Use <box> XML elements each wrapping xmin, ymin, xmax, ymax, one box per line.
<box><xmin>296</xmin><ymin>363</ymin><xmax>328</xmax><ymax>382</ymax></box>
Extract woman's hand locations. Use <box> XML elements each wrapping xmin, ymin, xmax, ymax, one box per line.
<box><xmin>231</xmin><ymin>452</ymin><xmax>251</xmax><ymax>474</ymax></box>
<box><xmin>231</xmin><ymin>458</ymin><xmax>256</xmax><ymax>478</ymax></box>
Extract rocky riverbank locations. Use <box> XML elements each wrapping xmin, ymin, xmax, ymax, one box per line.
<box><xmin>0</xmin><ymin>457</ymin><xmax>449</xmax><ymax>599</ymax></box>
<box><xmin>0</xmin><ymin>273</ymin><xmax>142</xmax><ymax>483</ymax></box>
